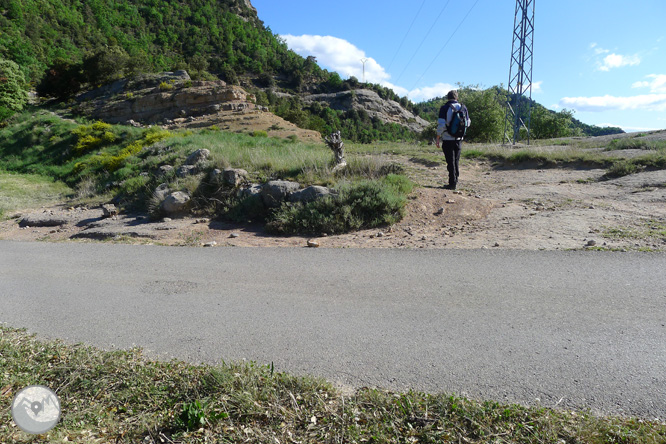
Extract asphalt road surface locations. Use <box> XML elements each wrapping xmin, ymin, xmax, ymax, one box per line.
<box><xmin>1</xmin><ymin>241</ymin><xmax>665</xmax><ymax>419</ymax></box>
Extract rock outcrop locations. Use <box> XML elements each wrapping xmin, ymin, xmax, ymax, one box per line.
<box><xmin>78</xmin><ymin>71</ymin><xmax>255</xmax><ymax>125</ymax></box>
<box><xmin>76</xmin><ymin>71</ymin><xmax>323</xmax><ymax>143</ymax></box>
<box><xmin>303</xmin><ymin>89</ymin><xmax>430</xmax><ymax>132</ymax></box>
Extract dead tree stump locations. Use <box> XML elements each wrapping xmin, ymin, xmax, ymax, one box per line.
<box><xmin>325</xmin><ymin>131</ymin><xmax>346</xmax><ymax>169</ymax></box>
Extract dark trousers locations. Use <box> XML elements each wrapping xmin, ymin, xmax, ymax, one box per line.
<box><xmin>441</xmin><ymin>139</ymin><xmax>462</xmax><ymax>186</ymax></box>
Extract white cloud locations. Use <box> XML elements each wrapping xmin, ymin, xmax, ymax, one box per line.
<box><xmin>590</xmin><ymin>43</ymin><xmax>609</xmax><ymax>55</ymax></box>
<box><xmin>408</xmin><ymin>83</ymin><xmax>455</xmax><ymax>102</ymax></box>
<box><xmin>599</xmin><ymin>53</ymin><xmax>641</xmax><ymax>71</ymax></box>
<box><xmin>632</xmin><ymin>74</ymin><xmax>666</xmax><ymax>93</ymax></box>
<box><xmin>531</xmin><ymin>81</ymin><xmax>543</xmax><ymax>94</ymax></box>
<box><xmin>282</xmin><ymin>34</ymin><xmax>458</xmax><ymax>103</ymax></box>
<box><xmin>282</xmin><ymin>34</ymin><xmax>390</xmax><ymax>84</ymax></box>
<box><xmin>559</xmin><ymin>94</ymin><xmax>666</xmax><ymax>112</ymax></box>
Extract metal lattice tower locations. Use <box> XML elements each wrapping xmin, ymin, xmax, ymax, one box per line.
<box><xmin>504</xmin><ymin>0</ymin><xmax>535</xmax><ymax>145</ymax></box>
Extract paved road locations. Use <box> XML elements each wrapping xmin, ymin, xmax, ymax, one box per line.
<box><xmin>1</xmin><ymin>241</ymin><xmax>665</xmax><ymax>419</ymax></box>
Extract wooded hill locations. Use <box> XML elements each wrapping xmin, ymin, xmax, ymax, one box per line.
<box><xmin>0</xmin><ymin>0</ymin><xmax>622</xmax><ymax>142</ymax></box>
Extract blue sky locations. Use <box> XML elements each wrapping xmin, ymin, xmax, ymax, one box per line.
<box><xmin>251</xmin><ymin>0</ymin><xmax>666</xmax><ymax>132</ymax></box>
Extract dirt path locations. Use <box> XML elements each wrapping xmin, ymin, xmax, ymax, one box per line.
<box><xmin>3</xmin><ymin>157</ymin><xmax>666</xmax><ymax>251</ymax></box>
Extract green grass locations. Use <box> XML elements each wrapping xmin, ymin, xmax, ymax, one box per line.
<box><xmin>602</xmin><ymin>219</ymin><xmax>666</xmax><ymax>242</ymax></box>
<box><xmin>606</xmin><ymin>138</ymin><xmax>666</xmax><ymax>151</ymax></box>
<box><xmin>0</xmin><ymin>170</ymin><xmax>72</xmax><ymax>218</ymax></box>
<box><xmin>1</xmin><ymin>326</ymin><xmax>664</xmax><ymax>443</ymax></box>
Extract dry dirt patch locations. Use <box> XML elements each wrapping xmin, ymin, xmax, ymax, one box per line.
<box><xmin>3</xmin><ymin>158</ymin><xmax>665</xmax><ymax>251</ymax></box>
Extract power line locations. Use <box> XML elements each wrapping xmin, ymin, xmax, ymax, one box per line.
<box><xmin>386</xmin><ymin>0</ymin><xmax>428</xmax><ymax>72</ymax></box>
<box><xmin>408</xmin><ymin>0</ymin><xmax>482</xmax><ymax>94</ymax></box>
<box><xmin>395</xmin><ymin>0</ymin><xmax>452</xmax><ymax>84</ymax></box>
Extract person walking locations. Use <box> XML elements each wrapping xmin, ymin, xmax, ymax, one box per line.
<box><xmin>436</xmin><ymin>90</ymin><xmax>470</xmax><ymax>190</ymax></box>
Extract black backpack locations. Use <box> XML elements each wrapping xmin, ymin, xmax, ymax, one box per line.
<box><xmin>441</xmin><ymin>102</ymin><xmax>469</xmax><ymax>138</ymax></box>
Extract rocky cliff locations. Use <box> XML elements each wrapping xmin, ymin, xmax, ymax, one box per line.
<box><xmin>302</xmin><ymin>89</ymin><xmax>430</xmax><ymax>132</ymax></box>
<box><xmin>75</xmin><ymin>71</ymin><xmax>322</xmax><ymax>143</ymax></box>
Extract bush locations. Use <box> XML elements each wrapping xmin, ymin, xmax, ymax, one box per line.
<box><xmin>71</xmin><ymin>121</ymin><xmax>117</xmax><ymax>154</ymax></box>
<box><xmin>266</xmin><ymin>174</ymin><xmax>413</xmax><ymax>235</ymax></box>
<box><xmin>0</xmin><ymin>58</ymin><xmax>29</xmax><ymax>120</ymax></box>
<box><xmin>606</xmin><ymin>160</ymin><xmax>639</xmax><ymax>178</ymax></box>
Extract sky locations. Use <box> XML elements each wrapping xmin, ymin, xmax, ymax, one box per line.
<box><xmin>250</xmin><ymin>0</ymin><xmax>666</xmax><ymax>132</ymax></box>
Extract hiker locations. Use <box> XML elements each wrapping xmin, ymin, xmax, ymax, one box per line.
<box><xmin>436</xmin><ymin>90</ymin><xmax>470</xmax><ymax>190</ymax></box>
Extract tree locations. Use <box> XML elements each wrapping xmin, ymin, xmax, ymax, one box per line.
<box><xmin>36</xmin><ymin>58</ymin><xmax>84</xmax><ymax>100</ymax></box>
<box><xmin>0</xmin><ymin>58</ymin><xmax>28</xmax><ymax>120</ymax></box>
<box><xmin>458</xmin><ymin>86</ymin><xmax>506</xmax><ymax>143</ymax></box>
<box><xmin>531</xmin><ymin>107</ymin><xmax>574</xmax><ymax>139</ymax></box>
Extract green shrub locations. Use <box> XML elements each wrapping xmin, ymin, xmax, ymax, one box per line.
<box><xmin>71</xmin><ymin>121</ymin><xmax>117</xmax><ymax>154</ymax></box>
<box><xmin>158</xmin><ymin>81</ymin><xmax>174</xmax><ymax>91</ymax></box>
<box><xmin>266</xmin><ymin>174</ymin><xmax>414</xmax><ymax>235</ymax></box>
<box><xmin>606</xmin><ymin>160</ymin><xmax>639</xmax><ymax>178</ymax></box>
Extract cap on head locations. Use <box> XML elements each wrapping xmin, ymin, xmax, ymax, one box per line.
<box><xmin>447</xmin><ymin>90</ymin><xmax>458</xmax><ymax>101</ymax></box>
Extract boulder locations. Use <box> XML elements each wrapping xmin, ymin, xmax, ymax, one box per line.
<box><xmin>238</xmin><ymin>183</ymin><xmax>263</xmax><ymax>199</ymax></box>
<box><xmin>157</xmin><ymin>165</ymin><xmax>174</xmax><ymax>176</ymax></box>
<box><xmin>176</xmin><ymin>165</ymin><xmax>198</xmax><ymax>177</ymax></box>
<box><xmin>223</xmin><ymin>168</ymin><xmax>248</xmax><ymax>187</ymax></box>
<box><xmin>289</xmin><ymin>185</ymin><xmax>331</xmax><ymax>203</ymax></box>
<box><xmin>261</xmin><ymin>180</ymin><xmax>300</xmax><ymax>207</ymax></box>
<box><xmin>185</xmin><ymin>148</ymin><xmax>210</xmax><ymax>166</ymax></box>
<box><xmin>101</xmin><ymin>204</ymin><xmax>118</xmax><ymax>218</ymax></box>
<box><xmin>209</xmin><ymin>169</ymin><xmax>223</xmax><ymax>182</ymax></box>
<box><xmin>153</xmin><ymin>183</ymin><xmax>171</xmax><ymax>201</ymax></box>
<box><xmin>160</xmin><ymin>192</ymin><xmax>190</xmax><ymax>215</ymax></box>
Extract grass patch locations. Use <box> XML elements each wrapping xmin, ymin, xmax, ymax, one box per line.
<box><xmin>606</xmin><ymin>138</ymin><xmax>666</xmax><ymax>151</ymax></box>
<box><xmin>0</xmin><ymin>170</ymin><xmax>72</xmax><ymax>218</ymax></box>
<box><xmin>602</xmin><ymin>219</ymin><xmax>666</xmax><ymax>242</ymax></box>
<box><xmin>1</xmin><ymin>326</ymin><xmax>665</xmax><ymax>443</ymax></box>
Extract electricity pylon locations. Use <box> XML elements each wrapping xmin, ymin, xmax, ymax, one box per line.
<box><xmin>360</xmin><ymin>58</ymin><xmax>369</xmax><ymax>83</ymax></box>
<box><xmin>504</xmin><ymin>0</ymin><xmax>535</xmax><ymax>145</ymax></box>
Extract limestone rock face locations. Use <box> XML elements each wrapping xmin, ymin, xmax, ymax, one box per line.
<box><xmin>77</xmin><ymin>71</ymin><xmax>254</xmax><ymax>124</ymax></box>
<box><xmin>302</xmin><ymin>89</ymin><xmax>429</xmax><ymax>132</ymax></box>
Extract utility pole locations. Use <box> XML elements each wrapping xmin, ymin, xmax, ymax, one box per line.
<box><xmin>504</xmin><ymin>0</ymin><xmax>535</xmax><ymax>145</ymax></box>
<box><xmin>360</xmin><ymin>58</ymin><xmax>369</xmax><ymax>83</ymax></box>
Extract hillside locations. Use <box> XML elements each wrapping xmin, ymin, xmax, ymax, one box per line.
<box><xmin>1</xmin><ymin>0</ymin><xmax>622</xmax><ymax>142</ymax></box>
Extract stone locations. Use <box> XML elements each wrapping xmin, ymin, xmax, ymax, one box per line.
<box><xmin>185</xmin><ymin>148</ymin><xmax>210</xmax><ymax>165</ymax></box>
<box><xmin>288</xmin><ymin>185</ymin><xmax>331</xmax><ymax>203</ymax></box>
<box><xmin>101</xmin><ymin>204</ymin><xmax>117</xmax><ymax>218</ymax></box>
<box><xmin>160</xmin><ymin>192</ymin><xmax>190</xmax><ymax>215</ymax></box>
<box><xmin>153</xmin><ymin>183</ymin><xmax>171</xmax><ymax>202</ymax></box>
<box><xmin>435</xmin><ymin>207</ymin><xmax>444</xmax><ymax>215</ymax></box>
<box><xmin>176</xmin><ymin>165</ymin><xmax>198</xmax><ymax>177</ymax></box>
<box><xmin>307</xmin><ymin>239</ymin><xmax>320</xmax><ymax>248</ymax></box>
<box><xmin>19</xmin><ymin>213</ymin><xmax>69</xmax><ymax>227</ymax></box>
<box><xmin>261</xmin><ymin>180</ymin><xmax>300</xmax><ymax>207</ymax></box>
<box><xmin>202</xmin><ymin>241</ymin><xmax>217</xmax><ymax>247</ymax></box>
<box><xmin>238</xmin><ymin>184</ymin><xmax>263</xmax><ymax>199</ymax></box>
<box><xmin>209</xmin><ymin>169</ymin><xmax>223</xmax><ymax>181</ymax></box>
<box><xmin>229</xmin><ymin>232</ymin><xmax>240</xmax><ymax>238</ymax></box>
<box><xmin>223</xmin><ymin>168</ymin><xmax>248</xmax><ymax>187</ymax></box>
<box><xmin>586</xmin><ymin>239</ymin><xmax>597</xmax><ymax>247</ymax></box>
<box><xmin>157</xmin><ymin>165</ymin><xmax>174</xmax><ymax>176</ymax></box>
